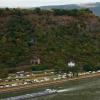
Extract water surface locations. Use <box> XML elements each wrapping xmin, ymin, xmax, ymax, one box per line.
<box><xmin>33</xmin><ymin>76</ymin><xmax>100</xmax><ymax>100</ymax></box>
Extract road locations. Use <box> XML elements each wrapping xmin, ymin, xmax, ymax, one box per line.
<box><xmin>0</xmin><ymin>72</ymin><xmax>100</xmax><ymax>94</ymax></box>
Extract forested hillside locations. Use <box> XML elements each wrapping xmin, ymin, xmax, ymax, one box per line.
<box><xmin>41</xmin><ymin>2</ymin><xmax>100</xmax><ymax>16</ymax></box>
<box><xmin>0</xmin><ymin>8</ymin><xmax>100</xmax><ymax>77</ymax></box>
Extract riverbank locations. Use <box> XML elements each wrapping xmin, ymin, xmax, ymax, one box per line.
<box><xmin>0</xmin><ymin>72</ymin><xmax>100</xmax><ymax>94</ymax></box>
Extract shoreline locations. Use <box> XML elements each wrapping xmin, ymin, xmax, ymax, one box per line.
<box><xmin>0</xmin><ymin>72</ymin><xmax>100</xmax><ymax>94</ymax></box>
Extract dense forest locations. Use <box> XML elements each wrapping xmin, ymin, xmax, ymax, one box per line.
<box><xmin>0</xmin><ymin>8</ymin><xmax>100</xmax><ymax>77</ymax></box>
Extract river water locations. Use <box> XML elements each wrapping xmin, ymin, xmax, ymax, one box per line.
<box><xmin>0</xmin><ymin>76</ymin><xmax>100</xmax><ymax>100</ymax></box>
<box><xmin>32</xmin><ymin>76</ymin><xmax>100</xmax><ymax>100</ymax></box>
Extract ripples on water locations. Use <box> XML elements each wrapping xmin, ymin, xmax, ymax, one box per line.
<box><xmin>33</xmin><ymin>76</ymin><xmax>100</xmax><ymax>100</ymax></box>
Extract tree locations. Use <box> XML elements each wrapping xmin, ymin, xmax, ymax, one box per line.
<box><xmin>83</xmin><ymin>65</ymin><xmax>93</xmax><ymax>71</ymax></box>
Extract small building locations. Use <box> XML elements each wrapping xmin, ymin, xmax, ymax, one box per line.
<box><xmin>68</xmin><ymin>61</ymin><xmax>75</xmax><ymax>67</ymax></box>
<box><xmin>30</xmin><ymin>57</ymin><xmax>40</xmax><ymax>65</ymax></box>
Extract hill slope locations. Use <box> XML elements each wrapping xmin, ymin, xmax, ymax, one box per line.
<box><xmin>0</xmin><ymin>8</ymin><xmax>100</xmax><ymax>77</ymax></box>
<box><xmin>41</xmin><ymin>2</ymin><xmax>100</xmax><ymax>16</ymax></box>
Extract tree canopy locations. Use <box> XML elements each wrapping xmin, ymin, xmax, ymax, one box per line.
<box><xmin>0</xmin><ymin>8</ymin><xmax>100</xmax><ymax>77</ymax></box>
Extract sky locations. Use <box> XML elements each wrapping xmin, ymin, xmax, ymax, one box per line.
<box><xmin>0</xmin><ymin>0</ymin><xmax>100</xmax><ymax>8</ymax></box>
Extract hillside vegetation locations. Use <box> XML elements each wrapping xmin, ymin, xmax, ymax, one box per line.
<box><xmin>0</xmin><ymin>8</ymin><xmax>100</xmax><ymax>77</ymax></box>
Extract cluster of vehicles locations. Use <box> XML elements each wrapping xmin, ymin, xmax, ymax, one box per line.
<box><xmin>0</xmin><ymin>72</ymin><xmax>68</xmax><ymax>89</ymax></box>
<box><xmin>0</xmin><ymin>70</ymin><xmax>100</xmax><ymax>89</ymax></box>
<box><xmin>78</xmin><ymin>70</ymin><xmax>100</xmax><ymax>76</ymax></box>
